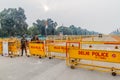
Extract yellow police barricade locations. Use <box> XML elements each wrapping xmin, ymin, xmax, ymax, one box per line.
<box><xmin>66</xmin><ymin>41</ymin><xmax>120</xmax><ymax>76</ymax></box>
<box><xmin>28</xmin><ymin>41</ymin><xmax>46</xmax><ymax>58</ymax></box>
<box><xmin>1</xmin><ymin>38</ymin><xmax>20</xmax><ymax>58</ymax></box>
<box><xmin>47</xmin><ymin>43</ymin><xmax>66</xmax><ymax>59</ymax></box>
<box><xmin>8</xmin><ymin>38</ymin><xmax>20</xmax><ymax>57</ymax></box>
<box><xmin>47</xmin><ymin>40</ymin><xmax>80</xmax><ymax>60</ymax></box>
<box><xmin>0</xmin><ymin>39</ymin><xmax>3</xmax><ymax>54</ymax></box>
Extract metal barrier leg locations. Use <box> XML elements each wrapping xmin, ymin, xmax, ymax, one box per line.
<box><xmin>111</xmin><ymin>67</ymin><xmax>117</xmax><ymax>76</ymax></box>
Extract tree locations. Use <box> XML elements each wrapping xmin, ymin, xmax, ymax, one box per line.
<box><xmin>56</xmin><ymin>25</ymin><xmax>99</xmax><ymax>35</ymax></box>
<box><xmin>33</xmin><ymin>19</ymin><xmax>46</xmax><ymax>35</ymax></box>
<box><xmin>27</xmin><ymin>26</ymin><xmax>39</xmax><ymax>35</ymax></box>
<box><xmin>76</xmin><ymin>27</ymin><xmax>82</xmax><ymax>35</ymax></box>
<box><xmin>69</xmin><ymin>25</ymin><xmax>78</xmax><ymax>35</ymax></box>
<box><xmin>32</xmin><ymin>18</ymin><xmax>58</xmax><ymax>36</ymax></box>
<box><xmin>110</xmin><ymin>28</ymin><xmax>120</xmax><ymax>35</ymax></box>
<box><xmin>46</xmin><ymin>18</ymin><xmax>57</xmax><ymax>35</ymax></box>
<box><xmin>56</xmin><ymin>26</ymin><xmax>72</xmax><ymax>35</ymax></box>
<box><xmin>0</xmin><ymin>7</ymin><xmax>28</xmax><ymax>37</ymax></box>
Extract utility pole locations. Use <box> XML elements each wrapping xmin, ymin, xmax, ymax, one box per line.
<box><xmin>62</xmin><ymin>24</ymin><xmax>63</xmax><ymax>35</ymax></box>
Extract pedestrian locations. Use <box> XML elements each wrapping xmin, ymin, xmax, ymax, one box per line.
<box><xmin>21</xmin><ymin>36</ymin><xmax>28</xmax><ymax>56</ymax></box>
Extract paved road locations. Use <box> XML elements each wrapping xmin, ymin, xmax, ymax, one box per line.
<box><xmin>0</xmin><ymin>56</ymin><xmax>120</xmax><ymax>80</ymax></box>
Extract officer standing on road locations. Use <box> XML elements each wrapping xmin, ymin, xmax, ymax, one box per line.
<box><xmin>21</xmin><ymin>35</ymin><xmax>28</xmax><ymax>56</ymax></box>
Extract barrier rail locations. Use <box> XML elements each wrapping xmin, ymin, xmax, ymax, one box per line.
<box><xmin>66</xmin><ymin>41</ymin><xmax>120</xmax><ymax>76</ymax></box>
<box><xmin>47</xmin><ymin>43</ymin><xmax>66</xmax><ymax>59</ymax></box>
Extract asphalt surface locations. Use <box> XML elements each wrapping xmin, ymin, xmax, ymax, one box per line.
<box><xmin>0</xmin><ymin>56</ymin><xmax>120</xmax><ymax>80</ymax></box>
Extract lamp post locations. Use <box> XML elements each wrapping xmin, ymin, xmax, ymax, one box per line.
<box><xmin>62</xmin><ymin>24</ymin><xmax>63</xmax><ymax>35</ymax></box>
<box><xmin>53</xmin><ymin>22</ymin><xmax>57</xmax><ymax>38</ymax></box>
<box><xmin>45</xmin><ymin>21</ymin><xmax>48</xmax><ymax>37</ymax></box>
<box><xmin>0</xmin><ymin>19</ymin><xmax>1</xmax><ymax>28</ymax></box>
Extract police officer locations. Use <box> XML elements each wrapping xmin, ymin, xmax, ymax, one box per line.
<box><xmin>31</xmin><ymin>35</ymin><xmax>39</xmax><ymax>41</ymax></box>
<box><xmin>21</xmin><ymin>36</ymin><xmax>28</xmax><ymax>56</ymax></box>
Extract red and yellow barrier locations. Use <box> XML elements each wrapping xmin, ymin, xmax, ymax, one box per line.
<box><xmin>0</xmin><ymin>41</ymin><xmax>2</xmax><ymax>54</ymax></box>
<box><xmin>29</xmin><ymin>42</ymin><xmax>46</xmax><ymax>58</ymax></box>
<box><xmin>47</xmin><ymin>44</ymin><xmax>66</xmax><ymax>59</ymax></box>
<box><xmin>66</xmin><ymin>42</ymin><xmax>120</xmax><ymax>76</ymax></box>
<box><xmin>68</xmin><ymin>49</ymin><xmax>120</xmax><ymax>63</ymax></box>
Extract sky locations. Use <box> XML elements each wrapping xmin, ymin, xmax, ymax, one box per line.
<box><xmin>0</xmin><ymin>0</ymin><xmax>120</xmax><ymax>34</ymax></box>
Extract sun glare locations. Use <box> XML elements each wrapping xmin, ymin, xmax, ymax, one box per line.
<box><xmin>43</xmin><ymin>5</ymin><xmax>49</xmax><ymax>12</ymax></box>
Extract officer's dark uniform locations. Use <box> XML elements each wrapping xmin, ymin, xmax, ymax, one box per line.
<box><xmin>21</xmin><ymin>37</ymin><xmax>27</xmax><ymax>56</ymax></box>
